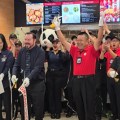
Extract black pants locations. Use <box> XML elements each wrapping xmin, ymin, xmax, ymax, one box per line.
<box><xmin>64</xmin><ymin>76</ymin><xmax>76</xmax><ymax>112</ymax></box>
<box><xmin>46</xmin><ymin>70</ymin><xmax>64</xmax><ymax>114</ymax></box>
<box><xmin>95</xmin><ymin>71</ymin><xmax>103</xmax><ymax>118</ymax></box>
<box><xmin>0</xmin><ymin>87</ymin><xmax>11</xmax><ymax>120</ymax></box>
<box><xmin>72</xmin><ymin>76</ymin><xmax>96</xmax><ymax>120</ymax></box>
<box><xmin>107</xmin><ymin>77</ymin><xmax>120</xmax><ymax>119</ymax></box>
<box><xmin>20</xmin><ymin>81</ymin><xmax>45</xmax><ymax>120</ymax></box>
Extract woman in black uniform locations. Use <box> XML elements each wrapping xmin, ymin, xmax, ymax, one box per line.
<box><xmin>0</xmin><ymin>34</ymin><xmax>14</xmax><ymax>120</ymax></box>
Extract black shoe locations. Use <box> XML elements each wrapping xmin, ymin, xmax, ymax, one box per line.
<box><xmin>51</xmin><ymin>114</ymin><xmax>56</xmax><ymax>119</ymax></box>
<box><xmin>56</xmin><ymin>114</ymin><xmax>61</xmax><ymax>119</ymax></box>
<box><xmin>66</xmin><ymin>112</ymin><xmax>73</xmax><ymax>118</ymax></box>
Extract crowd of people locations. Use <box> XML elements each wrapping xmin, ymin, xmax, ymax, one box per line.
<box><xmin>0</xmin><ymin>14</ymin><xmax>120</xmax><ymax>120</ymax></box>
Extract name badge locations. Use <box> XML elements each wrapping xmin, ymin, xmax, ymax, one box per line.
<box><xmin>77</xmin><ymin>57</ymin><xmax>82</xmax><ymax>64</ymax></box>
<box><xmin>1</xmin><ymin>55</ymin><xmax>7</xmax><ymax>62</ymax></box>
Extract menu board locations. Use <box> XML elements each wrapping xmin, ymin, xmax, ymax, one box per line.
<box><xmin>62</xmin><ymin>2</ymin><xmax>80</xmax><ymax>23</ymax></box>
<box><xmin>61</xmin><ymin>0</ymin><xmax>99</xmax><ymax>24</ymax></box>
<box><xmin>44</xmin><ymin>2</ymin><xmax>61</xmax><ymax>24</ymax></box>
<box><xmin>26</xmin><ymin>3</ymin><xmax>44</xmax><ymax>25</ymax></box>
<box><xmin>100</xmin><ymin>0</ymin><xmax>120</xmax><ymax>22</ymax></box>
<box><xmin>81</xmin><ymin>3</ymin><xmax>99</xmax><ymax>23</ymax></box>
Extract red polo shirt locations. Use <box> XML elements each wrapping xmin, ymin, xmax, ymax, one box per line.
<box><xmin>70</xmin><ymin>45</ymin><xmax>100</xmax><ymax>75</ymax></box>
<box><xmin>104</xmin><ymin>48</ymin><xmax>120</xmax><ymax>71</ymax></box>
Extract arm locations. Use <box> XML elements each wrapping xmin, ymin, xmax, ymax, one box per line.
<box><xmin>100</xmin><ymin>50</ymin><xmax>105</xmax><ymax>60</ymax></box>
<box><xmin>93</xmin><ymin>26</ymin><xmax>103</xmax><ymax>51</ymax></box>
<box><xmin>93</xmin><ymin>11</ymin><xmax>106</xmax><ymax>50</ymax></box>
<box><xmin>107</xmin><ymin>48</ymin><xmax>117</xmax><ymax>59</ymax></box>
<box><xmin>99</xmin><ymin>43</ymin><xmax>106</xmax><ymax>59</ymax></box>
<box><xmin>3</xmin><ymin>52</ymin><xmax>14</xmax><ymax>76</ymax></box>
<box><xmin>56</xmin><ymin>30</ymin><xmax>71</xmax><ymax>52</ymax></box>
<box><xmin>12</xmin><ymin>49</ymin><xmax>22</xmax><ymax>76</ymax></box>
<box><xmin>52</xmin><ymin>16</ymin><xmax>71</xmax><ymax>52</ymax></box>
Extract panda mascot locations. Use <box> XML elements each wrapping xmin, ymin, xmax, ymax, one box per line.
<box><xmin>40</xmin><ymin>29</ymin><xmax>58</xmax><ymax>48</ymax></box>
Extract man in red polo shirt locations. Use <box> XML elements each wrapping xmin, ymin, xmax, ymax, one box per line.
<box><xmin>51</xmin><ymin>14</ymin><xmax>104</xmax><ymax>120</ymax></box>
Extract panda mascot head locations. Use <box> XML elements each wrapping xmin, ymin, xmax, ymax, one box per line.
<box><xmin>40</xmin><ymin>29</ymin><xmax>58</xmax><ymax>47</ymax></box>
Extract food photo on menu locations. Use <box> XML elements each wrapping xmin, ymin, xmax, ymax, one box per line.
<box><xmin>26</xmin><ymin>3</ymin><xmax>44</xmax><ymax>25</ymax></box>
<box><xmin>100</xmin><ymin>0</ymin><xmax>120</xmax><ymax>22</ymax></box>
<box><xmin>62</xmin><ymin>3</ymin><xmax>80</xmax><ymax>24</ymax></box>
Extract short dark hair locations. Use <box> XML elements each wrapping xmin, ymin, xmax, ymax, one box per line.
<box><xmin>0</xmin><ymin>33</ymin><xmax>8</xmax><ymax>51</ymax></box>
<box><xmin>9</xmin><ymin>33</ymin><xmax>17</xmax><ymax>39</ymax></box>
<box><xmin>25</xmin><ymin>32</ymin><xmax>36</xmax><ymax>39</ymax></box>
<box><xmin>78</xmin><ymin>32</ymin><xmax>89</xmax><ymax>39</ymax></box>
<box><xmin>89</xmin><ymin>31</ymin><xmax>97</xmax><ymax>38</ymax></box>
<box><xmin>71</xmin><ymin>35</ymin><xmax>77</xmax><ymax>40</ymax></box>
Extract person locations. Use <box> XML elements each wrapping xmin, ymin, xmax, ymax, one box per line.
<box><xmin>107</xmin><ymin>56</ymin><xmax>120</xmax><ymax>120</ymax></box>
<box><xmin>12</xmin><ymin>40</ymin><xmax>22</xmax><ymax>119</ymax></box>
<box><xmin>51</xmin><ymin>13</ymin><xmax>104</xmax><ymax>120</ymax></box>
<box><xmin>64</xmin><ymin>35</ymin><xmax>77</xmax><ymax>118</ymax></box>
<box><xmin>0</xmin><ymin>33</ymin><xmax>14</xmax><ymax>120</ymax></box>
<box><xmin>100</xmin><ymin>36</ymin><xmax>120</xmax><ymax>120</ymax></box>
<box><xmin>45</xmin><ymin>39</ymin><xmax>69</xmax><ymax>119</ymax></box>
<box><xmin>14</xmin><ymin>41</ymin><xmax>22</xmax><ymax>59</ymax></box>
<box><xmin>8</xmin><ymin>33</ymin><xmax>18</xmax><ymax>57</ymax></box>
<box><xmin>12</xmin><ymin>32</ymin><xmax>45</xmax><ymax>120</ymax></box>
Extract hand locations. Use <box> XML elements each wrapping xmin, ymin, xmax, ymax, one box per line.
<box><xmin>11</xmin><ymin>75</ymin><xmax>18</xmax><ymax>85</ymax></box>
<box><xmin>81</xmin><ymin>28</ymin><xmax>89</xmax><ymax>35</ymax></box>
<box><xmin>23</xmin><ymin>78</ymin><xmax>30</xmax><ymax>87</ymax></box>
<box><xmin>104</xmin><ymin>43</ymin><xmax>110</xmax><ymax>51</ymax></box>
<box><xmin>0</xmin><ymin>73</ymin><xmax>4</xmax><ymax>82</ymax></box>
<box><xmin>109</xmin><ymin>70</ymin><xmax>118</xmax><ymax>78</ymax></box>
<box><xmin>52</xmin><ymin>16</ymin><xmax>61</xmax><ymax>31</ymax></box>
<box><xmin>99</xmin><ymin>11</ymin><xmax>105</xmax><ymax>27</ymax></box>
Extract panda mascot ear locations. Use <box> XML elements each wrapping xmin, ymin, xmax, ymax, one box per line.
<box><xmin>40</xmin><ymin>29</ymin><xmax>58</xmax><ymax>47</ymax></box>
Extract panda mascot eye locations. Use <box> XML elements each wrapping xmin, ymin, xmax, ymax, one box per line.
<box><xmin>40</xmin><ymin>29</ymin><xmax>58</xmax><ymax>47</ymax></box>
<box><xmin>43</xmin><ymin>33</ymin><xmax>46</xmax><ymax>40</ymax></box>
<box><xmin>48</xmin><ymin>34</ymin><xmax>54</xmax><ymax>43</ymax></box>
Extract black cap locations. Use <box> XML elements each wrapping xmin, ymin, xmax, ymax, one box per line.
<box><xmin>15</xmin><ymin>41</ymin><xmax>22</xmax><ymax>46</ymax></box>
<box><xmin>9</xmin><ymin>33</ymin><xmax>17</xmax><ymax>39</ymax></box>
<box><xmin>52</xmin><ymin>39</ymin><xmax>59</xmax><ymax>43</ymax></box>
<box><xmin>111</xmin><ymin>36</ymin><xmax>120</xmax><ymax>41</ymax></box>
<box><xmin>105</xmin><ymin>36</ymin><xmax>112</xmax><ymax>40</ymax></box>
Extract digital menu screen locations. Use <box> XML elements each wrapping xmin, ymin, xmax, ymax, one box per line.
<box><xmin>26</xmin><ymin>3</ymin><xmax>44</xmax><ymax>25</ymax></box>
<box><xmin>44</xmin><ymin>2</ymin><xmax>61</xmax><ymax>24</ymax></box>
<box><xmin>62</xmin><ymin>2</ymin><xmax>80</xmax><ymax>24</ymax></box>
<box><xmin>100</xmin><ymin>0</ymin><xmax>120</xmax><ymax>22</ymax></box>
<box><xmin>61</xmin><ymin>0</ymin><xmax>99</xmax><ymax>24</ymax></box>
<box><xmin>81</xmin><ymin>1</ymin><xmax>99</xmax><ymax>23</ymax></box>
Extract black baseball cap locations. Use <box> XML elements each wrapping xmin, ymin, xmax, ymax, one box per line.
<box><xmin>111</xmin><ymin>36</ymin><xmax>120</xmax><ymax>41</ymax></box>
<box><xmin>52</xmin><ymin>39</ymin><xmax>59</xmax><ymax>43</ymax></box>
<box><xmin>105</xmin><ymin>36</ymin><xmax>112</xmax><ymax>40</ymax></box>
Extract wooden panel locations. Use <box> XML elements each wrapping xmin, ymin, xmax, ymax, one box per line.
<box><xmin>0</xmin><ymin>0</ymin><xmax>14</xmax><ymax>45</ymax></box>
